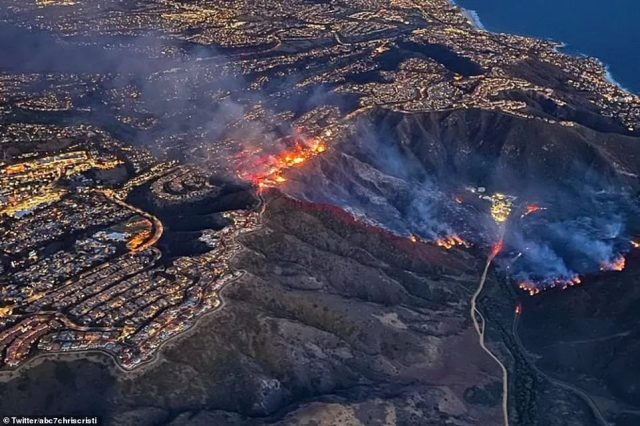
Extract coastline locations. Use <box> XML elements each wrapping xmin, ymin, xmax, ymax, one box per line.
<box><xmin>604</xmin><ymin>64</ymin><xmax>629</xmax><ymax>93</ymax></box>
<box><xmin>448</xmin><ymin>0</ymin><xmax>486</xmax><ymax>31</ymax></box>
<box><xmin>458</xmin><ymin>5</ymin><xmax>486</xmax><ymax>31</ymax></box>
<box><xmin>448</xmin><ymin>0</ymin><xmax>633</xmax><ymax>95</ymax></box>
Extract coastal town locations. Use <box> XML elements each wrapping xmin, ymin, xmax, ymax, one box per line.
<box><xmin>0</xmin><ymin>0</ymin><xmax>638</xmax><ymax>372</ymax></box>
<box><xmin>0</xmin><ymin>152</ymin><xmax>261</xmax><ymax>368</ymax></box>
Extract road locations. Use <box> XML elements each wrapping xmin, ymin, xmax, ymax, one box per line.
<box><xmin>1</xmin><ymin>189</ymin><xmax>269</xmax><ymax>377</ymax></box>
<box><xmin>471</xmin><ymin>232</ymin><xmax>609</xmax><ymax>426</ymax></box>
<box><xmin>512</xmin><ymin>310</ymin><xmax>610</xmax><ymax>426</ymax></box>
<box><xmin>99</xmin><ymin>189</ymin><xmax>164</xmax><ymax>253</ymax></box>
<box><xmin>471</xmin><ymin>246</ymin><xmax>511</xmax><ymax>426</ymax></box>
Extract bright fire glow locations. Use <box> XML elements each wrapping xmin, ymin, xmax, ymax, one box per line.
<box><xmin>601</xmin><ymin>255</ymin><xmax>626</xmax><ymax>272</ymax></box>
<box><xmin>435</xmin><ymin>234</ymin><xmax>470</xmax><ymax>249</ymax></box>
<box><xmin>522</xmin><ymin>203</ymin><xmax>546</xmax><ymax>218</ymax></box>
<box><xmin>240</xmin><ymin>137</ymin><xmax>329</xmax><ymax>188</ymax></box>
<box><xmin>519</xmin><ymin>281</ymin><xmax>541</xmax><ymax>296</ymax></box>
<box><xmin>490</xmin><ymin>239</ymin><xmax>504</xmax><ymax>259</ymax></box>
<box><xmin>519</xmin><ymin>275</ymin><xmax>581</xmax><ymax>296</ymax></box>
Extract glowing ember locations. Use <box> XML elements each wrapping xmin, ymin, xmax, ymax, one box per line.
<box><xmin>522</xmin><ymin>203</ymin><xmax>546</xmax><ymax>218</ymax></box>
<box><xmin>558</xmin><ymin>275</ymin><xmax>582</xmax><ymax>289</ymax></box>
<box><xmin>518</xmin><ymin>281</ymin><xmax>541</xmax><ymax>296</ymax></box>
<box><xmin>409</xmin><ymin>234</ymin><xmax>418</xmax><ymax>243</ymax></box>
<box><xmin>240</xmin><ymin>136</ymin><xmax>330</xmax><ymax>188</ymax></box>
<box><xmin>515</xmin><ymin>303</ymin><xmax>522</xmax><ymax>315</ymax></box>
<box><xmin>313</xmin><ymin>141</ymin><xmax>327</xmax><ymax>153</ymax></box>
<box><xmin>435</xmin><ymin>234</ymin><xmax>470</xmax><ymax>249</ymax></box>
<box><xmin>287</xmin><ymin>155</ymin><xmax>305</xmax><ymax>165</ymax></box>
<box><xmin>601</xmin><ymin>255</ymin><xmax>626</xmax><ymax>272</ymax></box>
<box><xmin>631</xmin><ymin>240</ymin><xmax>640</xmax><ymax>249</ymax></box>
<box><xmin>490</xmin><ymin>239</ymin><xmax>504</xmax><ymax>258</ymax></box>
<box><xmin>519</xmin><ymin>275</ymin><xmax>582</xmax><ymax>296</ymax></box>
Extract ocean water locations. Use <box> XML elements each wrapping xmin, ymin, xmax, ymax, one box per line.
<box><xmin>454</xmin><ymin>0</ymin><xmax>640</xmax><ymax>94</ymax></box>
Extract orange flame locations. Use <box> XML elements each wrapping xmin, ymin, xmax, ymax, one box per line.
<box><xmin>490</xmin><ymin>239</ymin><xmax>504</xmax><ymax>258</ymax></box>
<box><xmin>435</xmin><ymin>234</ymin><xmax>470</xmax><ymax>249</ymax></box>
<box><xmin>519</xmin><ymin>275</ymin><xmax>582</xmax><ymax>296</ymax></box>
<box><xmin>313</xmin><ymin>141</ymin><xmax>327</xmax><ymax>153</ymax></box>
<box><xmin>600</xmin><ymin>255</ymin><xmax>626</xmax><ymax>272</ymax></box>
<box><xmin>241</xmin><ymin>137</ymin><xmax>329</xmax><ymax>188</ymax></box>
<box><xmin>518</xmin><ymin>281</ymin><xmax>540</xmax><ymax>296</ymax></box>
<box><xmin>631</xmin><ymin>240</ymin><xmax>640</xmax><ymax>249</ymax></box>
<box><xmin>522</xmin><ymin>203</ymin><xmax>546</xmax><ymax>218</ymax></box>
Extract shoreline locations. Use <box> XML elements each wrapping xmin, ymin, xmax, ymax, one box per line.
<box><xmin>453</xmin><ymin>3</ymin><xmax>486</xmax><ymax>32</ymax></box>
<box><xmin>604</xmin><ymin>64</ymin><xmax>629</xmax><ymax>93</ymax></box>
<box><xmin>448</xmin><ymin>0</ymin><xmax>634</xmax><ymax>95</ymax></box>
<box><xmin>448</xmin><ymin>0</ymin><xmax>486</xmax><ymax>31</ymax></box>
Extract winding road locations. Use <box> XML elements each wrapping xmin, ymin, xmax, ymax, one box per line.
<box><xmin>511</xmin><ymin>309</ymin><xmax>610</xmax><ymax>426</ymax></box>
<box><xmin>470</xmin><ymin>224</ymin><xmax>610</xmax><ymax>426</ymax></box>
<box><xmin>470</xmin><ymin>238</ymin><xmax>511</xmax><ymax>426</ymax></box>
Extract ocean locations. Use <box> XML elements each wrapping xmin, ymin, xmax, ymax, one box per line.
<box><xmin>454</xmin><ymin>0</ymin><xmax>640</xmax><ymax>94</ymax></box>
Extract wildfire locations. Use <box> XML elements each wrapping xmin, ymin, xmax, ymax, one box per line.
<box><xmin>435</xmin><ymin>234</ymin><xmax>470</xmax><ymax>249</ymax></box>
<box><xmin>490</xmin><ymin>239</ymin><xmax>504</xmax><ymax>258</ymax></box>
<box><xmin>522</xmin><ymin>203</ymin><xmax>546</xmax><ymax>218</ymax></box>
<box><xmin>241</xmin><ymin>136</ymin><xmax>329</xmax><ymax>189</ymax></box>
<box><xmin>631</xmin><ymin>240</ymin><xmax>640</xmax><ymax>249</ymax></box>
<box><xmin>515</xmin><ymin>303</ymin><xmax>523</xmax><ymax>315</ymax></box>
<box><xmin>409</xmin><ymin>234</ymin><xmax>418</xmax><ymax>243</ymax></box>
<box><xmin>313</xmin><ymin>142</ymin><xmax>327</xmax><ymax>153</ymax></box>
<box><xmin>518</xmin><ymin>281</ymin><xmax>540</xmax><ymax>296</ymax></box>
<box><xmin>286</xmin><ymin>155</ymin><xmax>305</xmax><ymax>165</ymax></box>
<box><xmin>518</xmin><ymin>275</ymin><xmax>582</xmax><ymax>296</ymax></box>
<box><xmin>601</xmin><ymin>255</ymin><xmax>626</xmax><ymax>272</ymax></box>
<box><xmin>558</xmin><ymin>275</ymin><xmax>582</xmax><ymax>289</ymax></box>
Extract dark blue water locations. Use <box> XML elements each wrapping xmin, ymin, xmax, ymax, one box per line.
<box><xmin>454</xmin><ymin>0</ymin><xmax>640</xmax><ymax>94</ymax></box>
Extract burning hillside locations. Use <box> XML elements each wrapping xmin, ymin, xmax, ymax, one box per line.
<box><xmin>249</xmin><ymin>109</ymin><xmax>640</xmax><ymax>296</ymax></box>
<box><xmin>235</xmin><ymin>134</ymin><xmax>329</xmax><ymax>189</ymax></box>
